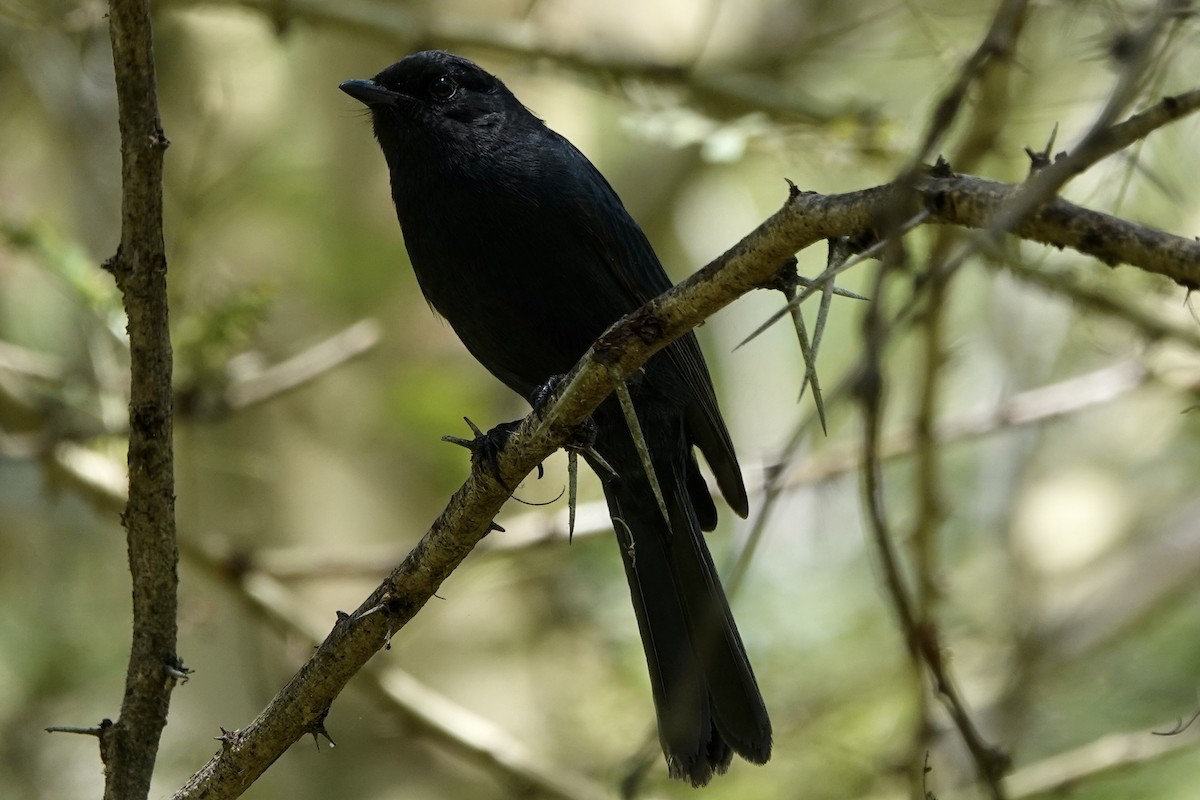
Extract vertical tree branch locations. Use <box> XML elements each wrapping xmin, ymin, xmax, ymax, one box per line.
<box><xmin>906</xmin><ymin>9</ymin><xmax>1025</xmax><ymax>788</ymax></box>
<box><xmin>102</xmin><ymin>1</ymin><xmax>180</xmax><ymax>798</ymax></box>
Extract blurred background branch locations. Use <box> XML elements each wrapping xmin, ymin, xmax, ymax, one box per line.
<box><xmin>176</xmin><ymin>0</ymin><xmax>872</xmax><ymax>125</ymax></box>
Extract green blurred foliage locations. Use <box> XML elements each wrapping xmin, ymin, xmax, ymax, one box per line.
<box><xmin>2</xmin><ymin>1</ymin><xmax>1200</xmax><ymax>798</ymax></box>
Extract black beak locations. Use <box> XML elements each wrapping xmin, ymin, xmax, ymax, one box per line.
<box><xmin>339</xmin><ymin>79</ymin><xmax>403</xmax><ymax>107</ymax></box>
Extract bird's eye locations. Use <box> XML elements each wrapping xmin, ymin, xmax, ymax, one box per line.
<box><xmin>429</xmin><ymin>75</ymin><xmax>457</xmax><ymax>102</ymax></box>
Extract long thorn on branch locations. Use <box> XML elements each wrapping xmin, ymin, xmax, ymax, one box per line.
<box><xmin>610</xmin><ymin>370</ymin><xmax>670</xmax><ymax>528</ymax></box>
<box><xmin>737</xmin><ymin>211</ymin><xmax>927</xmax><ymax>351</ymax></box>
<box><xmin>769</xmin><ymin>258</ymin><xmax>829</xmax><ymax>433</ymax></box>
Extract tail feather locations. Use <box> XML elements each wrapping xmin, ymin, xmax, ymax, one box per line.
<box><xmin>593</xmin><ymin>403</ymin><xmax>771</xmax><ymax>786</ymax></box>
<box><xmin>684</xmin><ymin>451</ymin><xmax>719</xmax><ymax>531</ymax></box>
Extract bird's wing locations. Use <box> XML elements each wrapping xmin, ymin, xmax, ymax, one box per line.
<box><xmin>550</xmin><ymin>133</ymin><xmax>749</xmax><ymax>517</ymax></box>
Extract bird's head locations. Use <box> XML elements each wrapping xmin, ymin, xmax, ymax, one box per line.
<box><xmin>341</xmin><ymin>51</ymin><xmax>529</xmax><ymax>164</ymax></box>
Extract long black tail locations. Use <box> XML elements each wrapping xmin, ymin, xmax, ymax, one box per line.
<box><xmin>591</xmin><ymin>401</ymin><xmax>772</xmax><ymax>786</ymax></box>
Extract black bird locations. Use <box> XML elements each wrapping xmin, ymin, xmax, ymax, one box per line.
<box><xmin>341</xmin><ymin>51</ymin><xmax>771</xmax><ymax>786</ymax></box>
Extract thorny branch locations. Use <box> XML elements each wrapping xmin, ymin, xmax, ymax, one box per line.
<box><xmin>848</xmin><ymin>5</ymin><xmax>1191</xmax><ymax>799</ymax></box>
<box><xmin>96</xmin><ymin>1</ymin><xmax>181</xmax><ymax>799</ymax></box>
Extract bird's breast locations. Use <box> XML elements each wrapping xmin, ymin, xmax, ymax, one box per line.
<box><xmin>393</xmin><ymin>180</ymin><xmax>629</xmax><ymax>396</ymax></box>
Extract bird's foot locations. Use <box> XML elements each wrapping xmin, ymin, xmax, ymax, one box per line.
<box><xmin>526</xmin><ymin>374</ymin><xmax>619</xmax><ymax>541</ymax></box>
<box><xmin>527</xmin><ymin>373</ymin><xmax>566</xmax><ymax>416</ymax></box>
<box><xmin>528</xmin><ymin>374</ymin><xmax>616</xmax><ymax>481</ymax></box>
<box><xmin>443</xmin><ymin>417</ymin><xmax>521</xmax><ymax>489</ymax></box>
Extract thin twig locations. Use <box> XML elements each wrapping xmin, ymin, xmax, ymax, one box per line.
<box><xmin>900</xmin><ymin>7</ymin><xmax>1028</xmax><ymax>772</ymax></box>
<box><xmin>905</xmin><ymin>0</ymin><xmax>1030</xmax><ymax>170</ymax></box>
<box><xmin>1000</xmin><ymin>259</ymin><xmax>1200</xmax><ymax>348</ymax></box>
<box><xmin>857</xmin><ymin>253</ymin><xmax>1011</xmax><ymax>798</ymax></box>
<box><xmin>1005</xmin><ymin>721</ymin><xmax>1200</xmax><ymax>798</ymax></box>
<box><xmin>46</xmin><ymin>725</ymin><xmax>107</xmax><ymax>737</ymax></box>
<box><xmin>223</xmin><ymin>319</ymin><xmax>382</xmax><ymax>410</ymax></box>
<box><xmin>908</xmin><ymin>252</ymin><xmax>951</xmax><ymax>798</ymax></box>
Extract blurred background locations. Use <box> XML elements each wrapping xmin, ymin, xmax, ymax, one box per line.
<box><xmin>3</xmin><ymin>0</ymin><xmax>1200</xmax><ymax>798</ymax></box>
